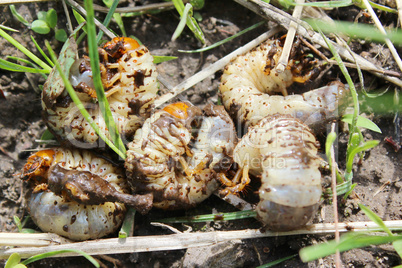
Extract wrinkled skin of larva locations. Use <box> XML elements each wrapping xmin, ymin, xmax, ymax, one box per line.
<box><xmin>125</xmin><ymin>103</ymin><xmax>237</xmax><ymax>210</ymax></box>
<box><xmin>42</xmin><ymin>37</ymin><xmax>158</xmax><ymax>148</ymax></box>
<box><xmin>22</xmin><ymin>147</ymin><xmax>152</xmax><ymax>240</ymax></box>
<box><xmin>233</xmin><ymin>114</ymin><xmax>322</xmax><ymax>230</ymax></box>
<box><xmin>219</xmin><ymin>36</ymin><xmax>348</xmax><ymax>129</ymax></box>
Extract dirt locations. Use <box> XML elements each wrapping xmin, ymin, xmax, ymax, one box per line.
<box><xmin>0</xmin><ymin>0</ymin><xmax>401</xmax><ymax>267</ymax></box>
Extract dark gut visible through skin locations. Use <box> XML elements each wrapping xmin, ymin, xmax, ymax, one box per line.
<box><xmin>48</xmin><ymin>165</ymin><xmax>153</xmax><ymax>214</ymax></box>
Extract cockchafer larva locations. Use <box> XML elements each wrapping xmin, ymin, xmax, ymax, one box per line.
<box><xmin>21</xmin><ymin>148</ymin><xmax>152</xmax><ymax>240</ymax></box>
<box><xmin>219</xmin><ymin>36</ymin><xmax>348</xmax><ymax>128</ymax></box>
<box><xmin>220</xmin><ymin>114</ymin><xmax>322</xmax><ymax>230</ymax></box>
<box><xmin>125</xmin><ymin>102</ymin><xmax>237</xmax><ymax>210</ymax></box>
<box><xmin>42</xmin><ymin>37</ymin><xmax>158</xmax><ymax>147</ymax></box>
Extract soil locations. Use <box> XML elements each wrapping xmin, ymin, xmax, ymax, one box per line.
<box><xmin>0</xmin><ymin>0</ymin><xmax>401</xmax><ymax>267</ymax></box>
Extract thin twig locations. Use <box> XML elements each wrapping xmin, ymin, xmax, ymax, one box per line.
<box><xmin>233</xmin><ymin>0</ymin><xmax>402</xmax><ymax>87</ymax></box>
<box><xmin>154</xmin><ymin>27</ymin><xmax>281</xmax><ymax>107</ymax></box>
<box><xmin>3</xmin><ymin>220</ymin><xmax>402</xmax><ymax>258</ymax></box>
<box><xmin>62</xmin><ymin>0</ymin><xmax>74</xmax><ymax>35</ymax></box>
<box><xmin>361</xmin><ymin>0</ymin><xmax>402</xmax><ymax>73</ymax></box>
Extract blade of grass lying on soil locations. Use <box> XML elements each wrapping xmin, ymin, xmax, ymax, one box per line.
<box><xmin>0</xmin><ymin>58</ymin><xmax>48</xmax><ymax>73</ymax></box>
<box><xmin>299</xmin><ymin>233</ymin><xmax>402</xmax><ymax>262</ymax></box>
<box><xmin>45</xmin><ymin>40</ymin><xmax>126</xmax><ymax>159</ymax></box>
<box><xmin>20</xmin><ymin>250</ymin><xmax>99</xmax><ymax>267</ymax></box>
<box><xmin>30</xmin><ymin>36</ymin><xmax>53</xmax><ymax>67</ymax></box>
<box><xmin>178</xmin><ymin>21</ymin><xmax>265</xmax><ymax>53</ymax></box>
<box><xmin>300</xmin><ymin>204</ymin><xmax>400</xmax><ymax>262</ymax></box>
<box><xmin>153</xmin><ymin>55</ymin><xmax>178</xmax><ymax>64</ymax></box>
<box><xmin>0</xmin><ymin>28</ymin><xmax>52</xmax><ymax>73</ymax></box>
<box><xmin>84</xmin><ymin>0</ymin><xmax>126</xmax><ymax>157</ymax></box>
<box><xmin>4</xmin><ymin>221</ymin><xmax>402</xmax><ymax>258</ymax></box>
<box><xmin>158</xmin><ymin>210</ymin><xmax>257</xmax><ymax>223</ymax></box>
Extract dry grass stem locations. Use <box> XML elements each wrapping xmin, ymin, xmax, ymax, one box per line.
<box><xmin>275</xmin><ymin>0</ymin><xmax>305</xmax><ymax>76</ymax></box>
<box><xmin>361</xmin><ymin>0</ymin><xmax>402</xmax><ymax>73</ymax></box>
<box><xmin>154</xmin><ymin>26</ymin><xmax>281</xmax><ymax>108</ymax></box>
<box><xmin>2</xmin><ymin>220</ymin><xmax>402</xmax><ymax>259</ymax></box>
<box><xmin>233</xmin><ymin>0</ymin><xmax>402</xmax><ymax>87</ymax></box>
<box><xmin>397</xmin><ymin>0</ymin><xmax>402</xmax><ymax>27</ymax></box>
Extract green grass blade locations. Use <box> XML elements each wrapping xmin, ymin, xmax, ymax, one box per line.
<box><xmin>341</xmin><ymin>114</ymin><xmax>382</xmax><ymax>133</ymax></box>
<box><xmin>21</xmin><ymin>249</ymin><xmax>99</xmax><ymax>267</ymax></box>
<box><xmin>0</xmin><ymin>25</ymin><xmax>19</xmax><ymax>32</ymax></box>
<box><xmin>84</xmin><ymin>0</ymin><xmax>126</xmax><ymax>157</ymax></box>
<box><xmin>257</xmin><ymin>254</ymin><xmax>298</xmax><ymax>268</ymax></box>
<box><xmin>346</xmin><ymin>140</ymin><xmax>380</xmax><ymax>172</ymax></box>
<box><xmin>119</xmin><ymin>207</ymin><xmax>136</xmax><ymax>238</ymax></box>
<box><xmin>172</xmin><ymin>0</ymin><xmax>205</xmax><ymax>43</ymax></box>
<box><xmin>0</xmin><ymin>58</ymin><xmax>48</xmax><ymax>73</ymax></box>
<box><xmin>359</xmin><ymin>204</ymin><xmax>393</xmax><ymax>236</ymax></box>
<box><xmin>45</xmin><ymin>40</ymin><xmax>125</xmax><ymax>159</ymax></box>
<box><xmin>172</xmin><ymin>2</ymin><xmax>190</xmax><ymax>41</ymax></box>
<box><xmin>102</xmin><ymin>0</ymin><xmax>126</xmax><ymax>38</ymax></box>
<box><xmin>178</xmin><ymin>21</ymin><xmax>265</xmax><ymax>53</ymax></box>
<box><xmin>73</xmin><ymin>10</ymin><xmax>87</xmax><ymax>33</ymax></box>
<box><xmin>300</xmin><ymin>233</ymin><xmax>402</xmax><ymax>262</ymax></box>
<box><xmin>153</xmin><ymin>55</ymin><xmax>178</xmax><ymax>64</ymax></box>
<box><xmin>159</xmin><ymin>210</ymin><xmax>257</xmax><ymax>223</ymax></box>
<box><xmin>367</xmin><ymin>0</ymin><xmax>397</xmax><ymax>13</ymax></box>
<box><xmin>9</xmin><ymin>5</ymin><xmax>31</xmax><ymax>27</ymax></box>
<box><xmin>306</xmin><ymin>19</ymin><xmax>402</xmax><ymax>45</ymax></box>
<box><xmin>0</xmin><ymin>27</ymin><xmax>52</xmax><ymax>72</ymax></box>
<box><xmin>99</xmin><ymin>0</ymin><xmax>122</xmax><ymax>43</ymax></box>
<box><xmin>5</xmin><ymin>253</ymin><xmax>23</xmax><ymax>268</ymax></box>
<box><xmin>393</xmin><ymin>240</ymin><xmax>402</xmax><ymax>260</ymax></box>
<box><xmin>30</xmin><ymin>36</ymin><xmax>54</xmax><ymax>67</ymax></box>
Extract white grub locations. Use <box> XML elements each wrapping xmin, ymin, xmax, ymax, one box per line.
<box><xmin>220</xmin><ymin>37</ymin><xmax>347</xmax><ymax>128</ymax></box>
<box><xmin>22</xmin><ymin>148</ymin><xmax>129</xmax><ymax>241</ymax></box>
<box><xmin>43</xmin><ymin>38</ymin><xmax>158</xmax><ymax>147</ymax></box>
<box><xmin>125</xmin><ymin>102</ymin><xmax>237</xmax><ymax>210</ymax></box>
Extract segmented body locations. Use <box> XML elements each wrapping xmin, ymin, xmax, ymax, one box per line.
<box><xmin>125</xmin><ymin>102</ymin><xmax>237</xmax><ymax>209</ymax></box>
<box><xmin>233</xmin><ymin>114</ymin><xmax>322</xmax><ymax>230</ymax></box>
<box><xmin>219</xmin><ymin>37</ymin><xmax>347</xmax><ymax>128</ymax></box>
<box><xmin>22</xmin><ymin>148</ymin><xmax>129</xmax><ymax>240</ymax></box>
<box><xmin>42</xmin><ymin>37</ymin><xmax>158</xmax><ymax>147</ymax></box>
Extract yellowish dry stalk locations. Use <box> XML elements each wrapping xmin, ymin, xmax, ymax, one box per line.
<box><xmin>275</xmin><ymin>0</ymin><xmax>305</xmax><ymax>77</ymax></box>
<box><xmin>2</xmin><ymin>220</ymin><xmax>402</xmax><ymax>259</ymax></box>
<box><xmin>361</xmin><ymin>0</ymin><xmax>402</xmax><ymax>73</ymax></box>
